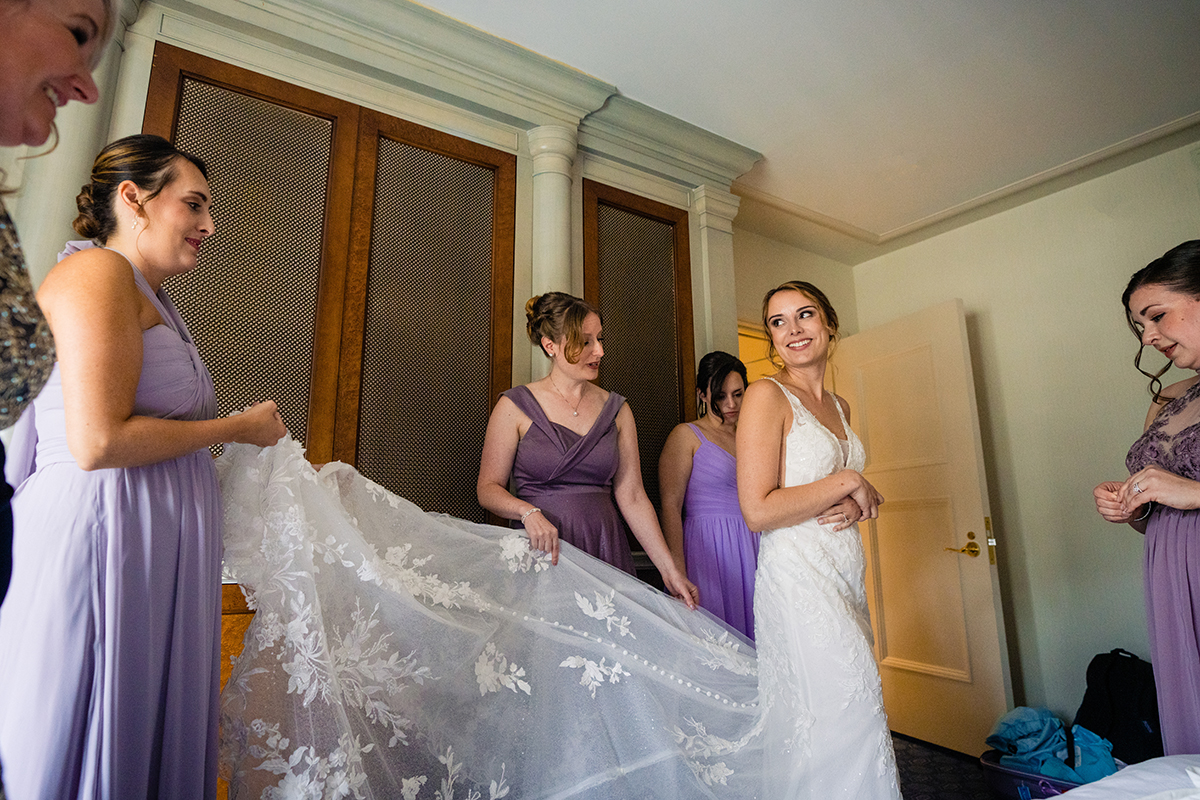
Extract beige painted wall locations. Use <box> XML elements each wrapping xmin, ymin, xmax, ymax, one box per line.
<box><xmin>847</xmin><ymin>139</ymin><xmax>1200</xmax><ymax>722</ymax></box>
<box><xmin>731</xmin><ymin>228</ymin><xmax>859</xmax><ymax>337</ymax></box>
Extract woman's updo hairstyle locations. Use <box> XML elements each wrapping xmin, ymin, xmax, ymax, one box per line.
<box><xmin>525</xmin><ymin>292</ymin><xmax>601</xmax><ymax>364</ymax></box>
<box><xmin>73</xmin><ymin>134</ymin><xmax>208</xmax><ymax>243</ymax></box>
<box><xmin>695</xmin><ymin>351</ymin><xmax>748</xmax><ymax>421</ymax></box>
<box><xmin>1122</xmin><ymin>240</ymin><xmax>1200</xmax><ymax>401</ymax></box>
<box><xmin>760</xmin><ymin>280</ymin><xmax>840</xmax><ymax>368</ymax></box>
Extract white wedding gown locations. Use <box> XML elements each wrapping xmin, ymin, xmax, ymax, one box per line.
<box><xmin>754</xmin><ymin>377</ymin><xmax>900</xmax><ymax>798</ymax></box>
<box><xmin>216</xmin><ymin>437</ymin><xmax>764</xmax><ymax>799</ymax></box>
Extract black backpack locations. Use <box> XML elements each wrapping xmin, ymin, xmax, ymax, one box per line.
<box><xmin>1072</xmin><ymin>648</ymin><xmax>1164</xmax><ymax>764</ymax></box>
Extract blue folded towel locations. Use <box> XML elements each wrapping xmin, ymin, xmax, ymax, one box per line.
<box><xmin>986</xmin><ymin>706</ymin><xmax>1118</xmax><ymax>784</ymax></box>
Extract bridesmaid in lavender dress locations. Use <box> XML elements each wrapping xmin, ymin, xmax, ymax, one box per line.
<box><xmin>1094</xmin><ymin>239</ymin><xmax>1200</xmax><ymax>756</ymax></box>
<box><xmin>0</xmin><ymin>135</ymin><xmax>284</xmax><ymax>799</ymax></box>
<box><xmin>478</xmin><ymin>292</ymin><xmax>697</xmax><ymax>607</ymax></box>
<box><xmin>660</xmin><ymin>351</ymin><xmax>759</xmax><ymax>639</ymax></box>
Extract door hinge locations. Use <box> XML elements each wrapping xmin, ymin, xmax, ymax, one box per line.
<box><xmin>985</xmin><ymin>516</ymin><xmax>996</xmax><ymax>565</ymax></box>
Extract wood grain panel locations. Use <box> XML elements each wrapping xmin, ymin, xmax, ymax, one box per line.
<box><xmin>142</xmin><ymin>42</ymin><xmax>361</xmax><ymax>464</ymax></box>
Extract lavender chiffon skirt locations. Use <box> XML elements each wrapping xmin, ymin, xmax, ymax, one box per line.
<box><xmin>1145</xmin><ymin>506</ymin><xmax>1200</xmax><ymax>755</ymax></box>
<box><xmin>684</xmin><ymin>514</ymin><xmax>759</xmax><ymax>641</ymax></box>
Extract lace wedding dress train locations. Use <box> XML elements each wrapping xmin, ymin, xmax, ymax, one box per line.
<box><xmin>217</xmin><ymin>438</ymin><xmax>764</xmax><ymax>799</ymax></box>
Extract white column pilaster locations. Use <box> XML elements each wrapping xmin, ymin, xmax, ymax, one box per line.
<box><xmin>690</xmin><ymin>185</ymin><xmax>742</xmax><ymax>357</ymax></box>
<box><xmin>527</xmin><ymin>125</ymin><xmax>576</xmax><ymax>295</ymax></box>
<box><xmin>526</xmin><ymin>125</ymin><xmax>577</xmax><ymax>378</ymax></box>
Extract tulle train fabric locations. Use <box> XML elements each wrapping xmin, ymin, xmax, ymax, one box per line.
<box><xmin>217</xmin><ymin>438</ymin><xmax>765</xmax><ymax>799</ymax></box>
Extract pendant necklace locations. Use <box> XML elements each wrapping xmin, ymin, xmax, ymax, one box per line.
<box><xmin>549</xmin><ymin>375</ymin><xmax>583</xmax><ymax>416</ymax></box>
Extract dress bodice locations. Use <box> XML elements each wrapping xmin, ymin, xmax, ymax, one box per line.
<box><xmin>763</xmin><ymin>377</ymin><xmax>864</xmax><ymax>488</ymax></box>
<box><xmin>122</xmin><ymin>260</ymin><xmax>217</xmax><ymax>423</ymax></box>
<box><xmin>6</xmin><ymin>253</ymin><xmax>216</xmax><ymax>481</ymax></box>
<box><xmin>1127</xmin><ymin>378</ymin><xmax>1200</xmax><ymax>481</ymax></box>
<box><xmin>501</xmin><ymin>385</ymin><xmax>634</xmax><ymax>570</ymax></box>
<box><xmin>505</xmin><ymin>385</ymin><xmax>622</xmax><ymax>499</ymax></box>
<box><xmin>682</xmin><ymin>424</ymin><xmax>741</xmax><ymax>518</ymax></box>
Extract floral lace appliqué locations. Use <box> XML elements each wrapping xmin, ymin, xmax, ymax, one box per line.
<box><xmin>559</xmin><ymin>656</ymin><xmax>631</xmax><ymax>698</ymax></box>
<box><xmin>575</xmin><ymin>589</ymin><xmax>635</xmax><ymax>637</ymax></box>
<box><xmin>475</xmin><ymin>642</ymin><xmax>531</xmax><ymax>697</ymax></box>
<box><xmin>498</xmin><ymin>532</ymin><xmax>551</xmax><ymax>573</ymax></box>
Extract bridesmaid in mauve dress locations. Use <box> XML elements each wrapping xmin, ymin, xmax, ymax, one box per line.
<box><xmin>0</xmin><ymin>135</ymin><xmax>284</xmax><ymax>800</ymax></box>
<box><xmin>503</xmin><ymin>385</ymin><xmax>634</xmax><ymax>572</ymax></box>
<box><xmin>660</xmin><ymin>351</ymin><xmax>759</xmax><ymax>639</ymax></box>
<box><xmin>1094</xmin><ymin>240</ymin><xmax>1200</xmax><ymax>756</ymax></box>
<box><xmin>478</xmin><ymin>292</ymin><xmax>698</xmax><ymax>607</ymax></box>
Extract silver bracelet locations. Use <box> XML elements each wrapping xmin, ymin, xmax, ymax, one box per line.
<box><xmin>520</xmin><ymin>507</ymin><xmax>541</xmax><ymax>524</ymax></box>
<box><xmin>1133</xmin><ymin>502</ymin><xmax>1154</xmax><ymax>522</ymax></box>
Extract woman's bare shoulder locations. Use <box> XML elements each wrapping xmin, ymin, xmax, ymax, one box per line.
<box><xmin>743</xmin><ymin>376</ymin><xmax>785</xmax><ymax>404</ymax></box>
<box><xmin>39</xmin><ymin>247</ymin><xmax>134</xmax><ymax>300</ymax></box>
<box><xmin>1144</xmin><ymin>375</ymin><xmax>1200</xmax><ymax>430</ymax></box>
<box><xmin>1160</xmin><ymin>375</ymin><xmax>1199</xmax><ymax>400</ymax></box>
<box><xmin>664</xmin><ymin>420</ymin><xmax>701</xmax><ymax>449</ymax></box>
<box><xmin>834</xmin><ymin>393</ymin><xmax>852</xmax><ymax>420</ymax></box>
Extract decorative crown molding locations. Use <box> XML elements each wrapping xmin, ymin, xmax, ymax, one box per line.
<box><xmin>579</xmin><ymin>95</ymin><xmax>761</xmax><ymax>191</ymax></box>
<box><xmin>154</xmin><ymin>0</ymin><xmax>616</xmax><ymax>128</ymax></box>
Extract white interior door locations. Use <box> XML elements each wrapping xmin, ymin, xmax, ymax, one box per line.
<box><xmin>834</xmin><ymin>298</ymin><xmax>1012</xmax><ymax>754</ymax></box>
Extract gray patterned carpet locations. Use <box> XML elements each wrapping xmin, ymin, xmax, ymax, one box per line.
<box><xmin>895</xmin><ymin>733</ymin><xmax>997</xmax><ymax>799</ymax></box>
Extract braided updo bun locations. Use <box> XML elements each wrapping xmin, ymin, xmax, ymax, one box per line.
<box><xmin>72</xmin><ymin>183</ymin><xmax>108</xmax><ymax>240</ymax></box>
<box><xmin>73</xmin><ymin>134</ymin><xmax>208</xmax><ymax>244</ymax></box>
<box><xmin>525</xmin><ymin>292</ymin><xmax>600</xmax><ymax>364</ymax></box>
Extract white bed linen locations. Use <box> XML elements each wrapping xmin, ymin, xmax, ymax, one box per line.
<box><xmin>1060</xmin><ymin>756</ymin><xmax>1200</xmax><ymax>800</ymax></box>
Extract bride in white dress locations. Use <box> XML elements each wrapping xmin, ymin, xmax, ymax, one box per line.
<box><xmin>736</xmin><ymin>280</ymin><xmax>900</xmax><ymax>799</ymax></box>
<box><xmin>214</xmin><ymin>281</ymin><xmax>900</xmax><ymax>798</ymax></box>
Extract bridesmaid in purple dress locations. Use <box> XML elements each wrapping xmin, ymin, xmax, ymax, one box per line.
<box><xmin>0</xmin><ymin>135</ymin><xmax>285</xmax><ymax>799</ymax></box>
<box><xmin>659</xmin><ymin>351</ymin><xmax>759</xmax><ymax>639</ymax></box>
<box><xmin>1094</xmin><ymin>240</ymin><xmax>1200</xmax><ymax>756</ymax></box>
<box><xmin>478</xmin><ymin>292</ymin><xmax>697</xmax><ymax>607</ymax></box>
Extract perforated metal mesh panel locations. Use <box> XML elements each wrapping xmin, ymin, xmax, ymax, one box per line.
<box><xmin>595</xmin><ymin>204</ymin><xmax>679</xmax><ymax>511</ymax></box>
<box><xmin>165</xmin><ymin>78</ymin><xmax>332</xmax><ymax>455</ymax></box>
<box><xmin>356</xmin><ymin>137</ymin><xmax>495</xmax><ymax>522</ymax></box>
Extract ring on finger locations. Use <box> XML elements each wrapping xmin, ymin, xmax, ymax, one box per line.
<box><xmin>1134</xmin><ymin>481</ymin><xmax>1144</xmax><ymax>494</ymax></box>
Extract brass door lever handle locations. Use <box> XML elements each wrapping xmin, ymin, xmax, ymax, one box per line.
<box><xmin>944</xmin><ymin>541</ymin><xmax>981</xmax><ymax>557</ymax></box>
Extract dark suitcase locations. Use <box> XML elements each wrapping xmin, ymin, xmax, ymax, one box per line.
<box><xmin>978</xmin><ymin>749</ymin><xmax>1080</xmax><ymax>798</ymax></box>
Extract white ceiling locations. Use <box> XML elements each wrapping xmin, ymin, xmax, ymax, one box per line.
<box><xmin>412</xmin><ymin>0</ymin><xmax>1200</xmax><ymax>263</ymax></box>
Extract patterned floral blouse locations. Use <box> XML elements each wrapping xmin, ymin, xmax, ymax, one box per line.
<box><xmin>0</xmin><ymin>201</ymin><xmax>55</xmax><ymax>428</ymax></box>
<box><xmin>1127</xmin><ymin>378</ymin><xmax>1200</xmax><ymax>481</ymax></box>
